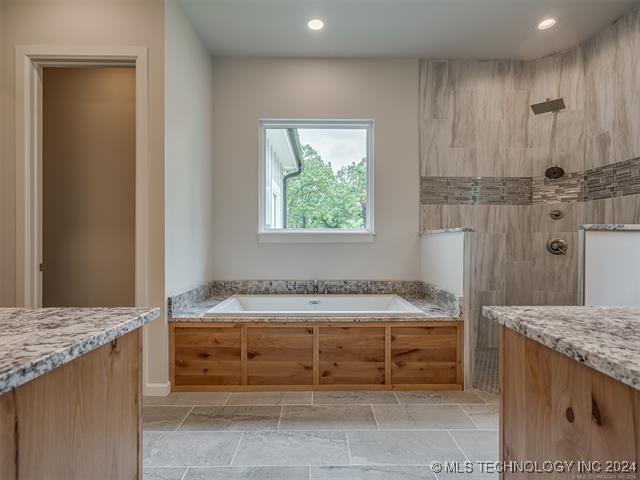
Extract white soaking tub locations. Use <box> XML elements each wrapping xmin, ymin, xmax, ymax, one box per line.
<box><xmin>205</xmin><ymin>294</ymin><xmax>423</xmax><ymax>318</ymax></box>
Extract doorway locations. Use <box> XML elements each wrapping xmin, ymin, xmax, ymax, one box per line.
<box><xmin>41</xmin><ymin>67</ymin><xmax>135</xmax><ymax>307</ymax></box>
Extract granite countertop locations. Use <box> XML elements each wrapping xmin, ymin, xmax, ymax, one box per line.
<box><xmin>0</xmin><ymin>307</ymin><xmax>160</xmax><ymax>395</ymax></box>
<box><xmin>483</xmin><ymin>306</ymin><xmax>640</xmax><ymax>391</ymax></box>
<box><xmin>170</xmin><ymin>295</ymin><xmax>459</xmax><ymax>322</ymax></box>
<box><xmin>580</xmin><ymin>224</ymin><xmax>640</xmax><ymax>231</ymax></box>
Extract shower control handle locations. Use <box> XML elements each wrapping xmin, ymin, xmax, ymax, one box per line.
<box><xmin>547</xmin><ymin>238</ymin><xmax>568</xmax><ymax>256</ymax></box>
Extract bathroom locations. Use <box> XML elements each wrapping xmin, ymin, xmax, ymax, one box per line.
<box><xmin>1</xmin><ymin>0</ymin><xmax>639</xmax><ymax>479</ymax></box>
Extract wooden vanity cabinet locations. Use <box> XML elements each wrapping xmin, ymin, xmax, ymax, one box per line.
<box><xmin>500</xmin><ymin>327</ymin><xmax>640</xmax><ymax>475</ymax></box>
<box><xmin>0</xmin><ymin>330</ymin><xmax>141</xmax><ymax>480</ymax></box>
<box><xmin>171</xmin><ymin>321</ymin><xmax>464</xmax><ymax>391</ymax></box>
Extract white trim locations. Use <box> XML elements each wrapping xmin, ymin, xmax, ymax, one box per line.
<box><xmin>258</xmin><ymin>119</ymin><xmax>375</xmax><ymax>241</ymax></box>
<box><xmin>258</xmin><ymin>230</ymin><xmax>375</xmax><ymax>243</ymax></box>
<box><xmin>143</xmin><ymin>381</ymin><xmax>171</xmax><ymax>397</ymax></box>
<box><xmin>14</xmin><ymin>45</ymin><xmax>154</xmax><ymax>389</ymax></box>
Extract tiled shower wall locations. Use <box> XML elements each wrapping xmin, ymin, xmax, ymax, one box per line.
<box><xmin>419</xmin><ymin>5</ymin><xmax>640</xmax><ymax>349</ymax></box>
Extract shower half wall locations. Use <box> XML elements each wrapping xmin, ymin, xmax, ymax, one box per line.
<box><xmin>419</xmin><ymin>4</ymin><xmax>640</xmax><ymax>356</ymax></box>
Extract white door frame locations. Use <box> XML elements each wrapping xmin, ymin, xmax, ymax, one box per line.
<box><xmin>14</xmin><ymin>45</ymin><xmax>153</xmax><ymax>385</ymax></box>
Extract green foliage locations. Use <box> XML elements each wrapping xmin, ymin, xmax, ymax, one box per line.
<box><xmin>286</xmin><ymin>144</ymin><xmax>367</xmax><ymax>229</ymax></box>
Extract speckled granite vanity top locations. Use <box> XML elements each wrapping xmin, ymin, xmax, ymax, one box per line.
<box><xmin>483</xmin><ymin>306</ymin><xmax>640</xmax><ymax>391</ymax></box>
<box><xmin>170</xmin><ymin>295</ymin><xmax>458</xmax><ymax>322</ymax></box>
<box><xmin>0</xmin><ymin>307</ymin><xmax>160</xmax><ymax>395</ymax></box>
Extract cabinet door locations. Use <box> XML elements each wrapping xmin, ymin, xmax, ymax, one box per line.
<box><xmin>501</xmin><ymin>327</ymin><xmax>640</xmax><ymax>476</ymax></box>
<box><xmin>174</xmin><ymin>326</ymin><xmax>242</xmax><ymax>386</ymax></box>
<box><xmin>319</xmin><ymin>326</ymin><xmax>385</xmax><ymax>385</ymax></box>
<box><xmin>391</xmin><ymin>326</ymin><xmax>458</xmax><ymax>385</ymax></box>
<box><xmin>247</xmin><ymin>327</ymin><xmax>314</xmax><ymax>386</ymax></box>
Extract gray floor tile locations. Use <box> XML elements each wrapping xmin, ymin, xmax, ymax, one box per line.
<box><xmin>347</xmin><ymin>430</ymin><xmax>466</xmax><ymax>465</ymax></box>
<box><xmin>280</xmin><ymin>405</ymin><xmax>378</xmax><ymax>430</ymax></box>
<box><xmin>311</xmin><ymin>465</ymin><xmax>434</xmax><ymax>479</ymax></box>
<box><xmin>143</xmin><ymin>431</ymin><xmax>242</xmax><ymax>467</ymax></box>
<box><xmin>143</xmin><ymin>467</ymin><xmax>188</xmax><ymax>480</ymax></box>
<box><xmin>179</xmin><ymin>405</ymin><xmax>282</xmax><ymax>431</ymax></box>
<box><xmin>226</xmin><ymin>391</ymin><xmax>312</xmax><ymax>405</ymax></box>
<box><xmin>233</xmin><ymin>430</ymin><xmax>350</xmax><ymax>466</ymax></box>
<box><xmin>313</xmin><ymin>391</ymin><xmax>398</xmax><ymax>405</ymax></box>
<box><xmin>460</xmin><ymin>404</ymin><xmax>499</xmax><ymax>429</ymax></box>
<box><xmin>143</xmin><ymin>406</ymin><xmax>192</xmax><ymax>431</ymax></box>
<box><xmin>186</xmin><ymin>466</ymin><xmax>310</xmax><ymax>479</ymax></box>
<box><xmin>449</xmin><ymin>430</ymin><xmax>499</xmax><ymax>461</ymax></box>
<box><xmin>144</xmin><ymin>392</ymin><xmax>229</xmax><ymax>406</ymax></box>
<box><xmin>395</xmin><ymin>391</ymin><xmax>484</xmax><ymax>405</ymax></box>
<box><xmin>372</xmin><ymin>405</ymin><xmax>477</xmax><ymax>430</ymax></box>
<box><xmin>144</xmin><ymin>431</ymin><xmax>164</xmax><ymax>451</ymax></box>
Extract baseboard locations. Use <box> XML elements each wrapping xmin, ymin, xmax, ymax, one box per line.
<box><xmin>143</xmin><ymin>381</ymin><xmax>171</xmax><ymax>397</ymax></box>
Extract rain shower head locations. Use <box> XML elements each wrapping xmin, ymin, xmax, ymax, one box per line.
<box><xmin>531</xmin><ymin>98</ymin><xmax>566</xmax><ymax>115</ymax></box>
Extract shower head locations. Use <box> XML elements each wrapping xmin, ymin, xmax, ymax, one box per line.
<box><xmin>531</xmin><ymin>98</ymin><xmax>566</xmax><ymax>115</ymax></box>
<box><xmin>545</xmin><ymin>165</ymin><xmax>565</xmax><ymax>179</ymax></box>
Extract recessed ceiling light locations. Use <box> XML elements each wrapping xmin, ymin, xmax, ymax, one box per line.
<box><xmin>307</xmin><ymin>18</ymin><xmax>324</xmax><ymax>31</ymax></box>
<box><xmin>537</xmin><ymin>17</ymin><xmax>558</xmax><ymax>30</ymax></box>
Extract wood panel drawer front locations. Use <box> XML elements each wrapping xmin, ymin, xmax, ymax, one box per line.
<box><xmin>174</xmin><ymin>326</ymin><xmax>241</xmax><ymax>386</ymax></box>
<box><xmin>247</xmin><ymin>327</ymin><xmax>314</xmax><ymax>385</ymax></box>
<box><xmin>319</xmin><ymin>327</ymin><xmax>385</xmax><ymax>385</ymax></box>
<box><xmin>391</xmin><ymin>326</ymin><xmax>457</xmax><ymax>385</ymax></box>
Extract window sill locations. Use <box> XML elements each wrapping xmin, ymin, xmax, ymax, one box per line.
<box><xmin>258</xmin><ymin>230</ymin><xmax>375</xmax><ymax>244</ymax></box>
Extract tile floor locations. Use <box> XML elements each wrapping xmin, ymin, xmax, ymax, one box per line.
<box><xmin>143</xmin><ymin>390</ymin><xmax>499</xmax><ymax>480</ymax></box>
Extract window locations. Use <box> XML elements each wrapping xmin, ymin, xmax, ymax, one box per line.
<box><xmin>259</xmin><ymin>119</ymin><xmax>374</xmax><ymax>243</ymax></box>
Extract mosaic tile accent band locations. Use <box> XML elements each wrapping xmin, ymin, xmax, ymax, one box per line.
<box><xmin>421</xmin><ymin>157</ymin><xmax>640</xmax><ymax>205</ymax></box>
<box><xmin>421</xmin><ymin>176</ymin><xmax>531</xmax><ymax>205</ymax></box>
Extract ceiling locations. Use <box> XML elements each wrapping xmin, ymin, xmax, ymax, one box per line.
<box><xmin>179</xmin><ymin>0</ymin><xmax>638</xmax><ymax>60</ymax></box>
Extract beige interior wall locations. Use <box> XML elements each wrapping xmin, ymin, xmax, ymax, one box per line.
<box><xmin>42</xmin><ymin>67</ymin><xmax>135</xmax><ymax>307</ymax></box>
<box><xmin>164</xmin><ymin>0</ymin><xmax>216</xmax><ymax>296</ymax></box>
<box><xmin>209</xmin><ymin>58</ymin><xmax>420</xmax><ymax>280</ymax></box>
<box><xmin>0</xmin><ymin>0</ymin><xmax>167</xmax><ymax>389</ymax></box>
<box><xmin>0</xmin><ymin>1</ymin><xmax>13</xmax><ymax>306</ymax></box>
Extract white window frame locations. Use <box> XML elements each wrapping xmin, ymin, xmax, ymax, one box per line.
<box><xmin>258</xmin><ymin>119</ymin><xmax>375</xmax><ymax>243</ymax></box>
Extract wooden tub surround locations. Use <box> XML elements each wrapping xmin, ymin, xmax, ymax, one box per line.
<box><xmin>170</xmin><ymin>321</ymin><xmax>464</xmax><ymax>391</ymax></box>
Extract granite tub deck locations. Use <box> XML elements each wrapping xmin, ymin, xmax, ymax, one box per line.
<box><xmin>483</xmin><ymin>306</ymin><xmax>640</xmax><ymax>390</ymax></box>
<box><xmin>0</xmin><ymin>307</ymin><xmax>160</xmax><ymax>395</ymax></box>
<box><xmin>169</xmin><ymin>295</ymin><xmax>458</xmax><ymax>322</ymax></box>
<box><xmin>167</xmin><ymin>280</ymin><xmax>463</xmax><ymax>321</ymax></box>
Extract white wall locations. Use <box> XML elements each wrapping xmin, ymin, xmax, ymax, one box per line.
<box><xmin>209</xmin><ymin>58</ymin><xmax>420</xmax><ymax>280</ymax></box>
<box><xmin>0</xmin><ymin>0</ymin><xmax>167</xmax><ymax>391</ymax></box>
<box><xmin>583</xmin><ymin>230</ymin><xmax>640</xmax><ymax>306</ymax></box>
<box><xmin>165</xmin><ymin>0</ymin><xmax>216</xmax><ymax>295</ymax></box>
<box><xmin>420</xmin><ymin>232</ymin><xmax>465</xmax><ymax>296</ymax></box>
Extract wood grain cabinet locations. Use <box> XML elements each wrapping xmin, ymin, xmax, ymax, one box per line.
<box><xmin>171</xmin><ymin>321</ymin><xmax>463</xmax><ymax>391</ymax></box>
<box><xmin>0</xmin><ymin>330</ymin><xmax>141</xmax><ymax>480</ymax></box>
<box><xmin>500</xmin><ymin>327</ymin><xmax>640</xmax><ymax>476</ymax></box>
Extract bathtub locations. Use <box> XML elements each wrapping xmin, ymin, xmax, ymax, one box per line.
<box><xmin>205</xmin><ymin>294</ymin><xmax>423</xmax><ymax>318</ymax></box>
